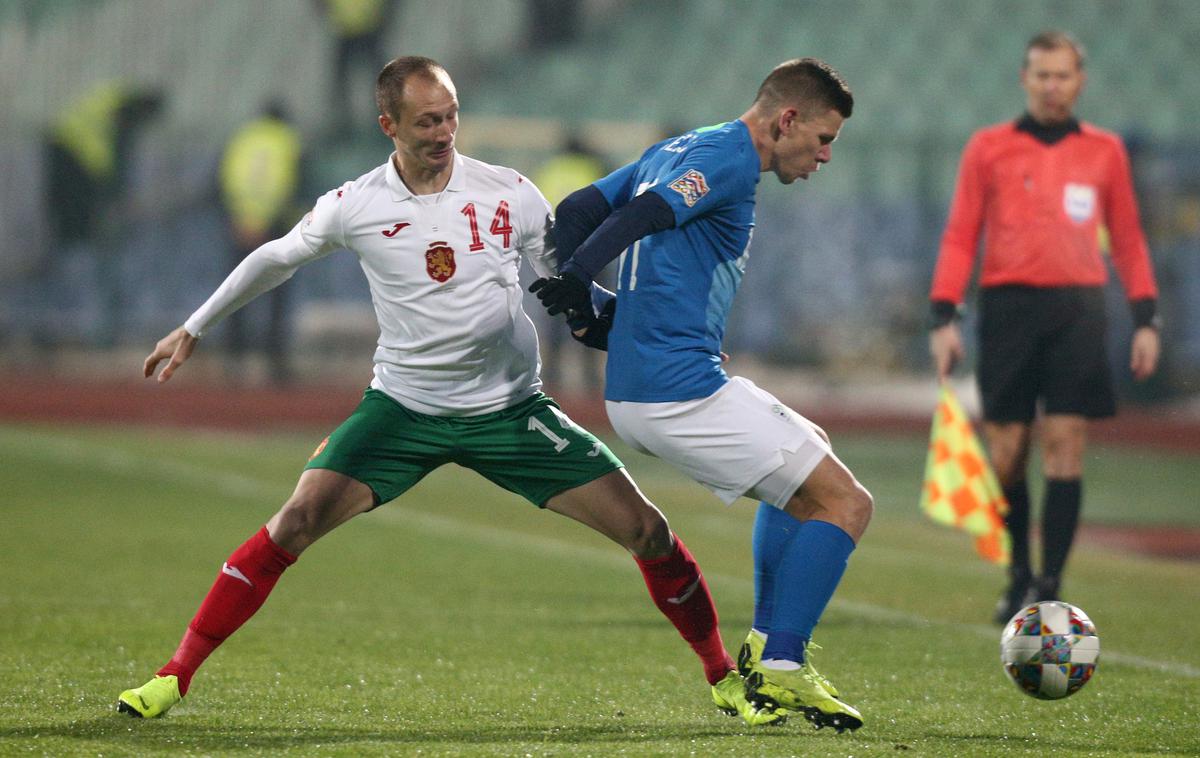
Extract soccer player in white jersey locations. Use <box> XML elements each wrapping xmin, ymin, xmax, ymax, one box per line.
<box><xmin>533</xmin><ymin>59</ymin><xmax>869</xmax><ymax>732</ymax></box>
<box><xmin>116</xmin><ymin>57</ymin><xmax>778</xmax><ymax>725</ymax></box>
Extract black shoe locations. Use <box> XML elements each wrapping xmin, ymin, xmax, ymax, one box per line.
<box><xmin>993</xmin><ymin>570</ymin><xmax>1033</xmax><ymax>625</ymax></box>
<box><xmin>1022</xmin><ymin>575</ymin><xmax>1060</xmax><ymax>604</ymax></box>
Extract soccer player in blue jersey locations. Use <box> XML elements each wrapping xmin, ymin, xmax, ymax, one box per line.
<box><xmin>532</xmin><ymin>59</ymin><xmax>869</xmax><ymax>732</ymax></box>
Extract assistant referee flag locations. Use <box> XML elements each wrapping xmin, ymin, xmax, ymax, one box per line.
<box><xmin>920</xmin><ymin>385</ymin><xmax>1010</xmax><ymax>564</ymax></box>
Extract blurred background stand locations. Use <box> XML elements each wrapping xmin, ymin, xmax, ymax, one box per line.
<box><xmin>0</xmin><ymin>0</ymin><xmax>1197</xmax><ymax>413</ymax></box>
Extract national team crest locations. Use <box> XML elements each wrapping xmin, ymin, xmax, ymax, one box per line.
<box><xmin>425</xmin><ymin>240</ymin><xmax>456</xmax><ymax>282</ymax></box>
<box><xmin>1063</xmin><ymin>183</ymin><xmax>1097</xmax><ymax>224</ymax></box>
<box><xmin>668</xmin><ymin>169</ymin><xmax>710</xmax><ymax>207</ymax></box>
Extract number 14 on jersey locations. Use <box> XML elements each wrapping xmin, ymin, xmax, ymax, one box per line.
<box><xmin>461</xmin><ymin>202</ymin><xmax>513</xmax><ymax>252</ymax></box>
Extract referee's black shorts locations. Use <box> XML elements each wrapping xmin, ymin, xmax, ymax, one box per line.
<box><xmin>978</xmin><ymin>285</ymin><xmax>1116</xmax><ymax>423</ymax></box>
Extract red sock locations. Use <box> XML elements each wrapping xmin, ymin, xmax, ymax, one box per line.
<box><xmin>158</xmin><ymin>527</ymin><xmax>296</xmax><ymax>695</ymax></box>
<box><xmin>635</xmin><ymin>534</ymin><xmax>735</xmax><ymax>685</ymax></box>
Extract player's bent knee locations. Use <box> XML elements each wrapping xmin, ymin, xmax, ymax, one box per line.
<box><xmin>268</xmin><ymin>499</ymin><xmax>339</xmax><ymax>555</ymax></box>
<box><xmin>275</xmin><ymin>496</ymin><xmax>327</xmax><ymax>532</ymax></box>
<box><xmin>786</xmin><ymin>471</ymin><xmax>873</xmax><ymax>542</ymax></box>
<box><xmin>851</xmin><ymin>482</ymin><xmax>875</xmax><ymax>531</ymax></box>
<box><xmin>626</xmin><ymin>508</ymin><xmax>673</xmax><ymax>559</ymax></box>
<box><xmin>830</xmin><ymin>485</ymin><xmax>873</xmax><ymax>543</ymax></box>
<box><xmin>544</xmin><ymin>471</ymin><xmax>672</xmax><ymax>558</ymax></box>
<box><xmin>268</xmin><ymin>470</ymin><xmax>374</xmax><ymax>554</ymax></box>
<box><xmin>831</xmin><ymin>481</ymin><xmax>873</xmax><ymax>537</ymax></box>
<box><xmin>609</xmin><ymin>484</ymin><xmax>672</xmax><ymax>557</ymax></box>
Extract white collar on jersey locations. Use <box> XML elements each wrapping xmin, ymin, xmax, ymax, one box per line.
<box><xmin>385</xmin><ymin>151</ymin><xmax>466</xmax><ymax>202</ymax></box>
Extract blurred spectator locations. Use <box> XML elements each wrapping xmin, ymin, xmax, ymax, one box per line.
<box><xmin>318</xmin><ymin>0</ymin><xmax>396</xmax><ymax>134</ymax></box>
<box><xmin>527</xmin><ymin>0</ymin><xmax>582</xmax><ymax>49</ymax></box>
<box><xmin>41</xmin><ymin>81</ymin><xmax>164</xmax><ymax>347</ymax></box>
<box><xmin>533</xmin><ymin>131</ymin><xmax>607</xmax><ymax>390</ymax></box>
<box><xmin>218</xmin><ymin>103</ymin><xmax>304</xmax><ymax>384</ymax></box>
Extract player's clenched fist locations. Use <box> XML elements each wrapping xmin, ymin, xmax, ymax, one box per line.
<box><xmin>144</xmin><ymin>325</ymin><xmax>198</xmax><ymax>383</ymax></box>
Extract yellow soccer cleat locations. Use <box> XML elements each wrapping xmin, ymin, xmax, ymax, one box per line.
<box><xmin>117</xmin><ymin>675</ymin><xmax>182</xmax><ymax>718</ymax></box>
<box><xmin>799</xmin><ymin>640</ymin><xmax>840</xmax><ymax>699</ymax></box>
<box><xmin>711</xmin><ymin>670</ymin><xmax>787</xmax><ymax>726</ymax></box>
<box><xmin>744</xmin><ymin>662</ymin><xmax>862</xmax><ymax>733</ymax></box>
<box><xmin>738</xmin><ymin>630</ymin><xmax>840</xmax><ymax>699</ymax></box>
<box><xmin>736</xmin><ymin>628</ymin><xmax>765</xmax><ymax>677</ymax></box>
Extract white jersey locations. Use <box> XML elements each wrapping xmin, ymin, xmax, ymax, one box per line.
<box><xmin>184</xmin><ymin>152</ymin><xmax>559</xmax><ymax>416</ymax></box>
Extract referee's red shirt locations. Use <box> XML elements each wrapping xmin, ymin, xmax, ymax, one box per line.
<box><xmin>930</xmin><ymin>120</ymin><xmax>1158</xmax><ymax>304</ymax></box>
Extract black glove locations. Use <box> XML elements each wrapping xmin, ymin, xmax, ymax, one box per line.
<box><xmin>572</xmin><ymin>298</ymin><xmax>616</xmax><ymax>351</ymax></box>
<box><xmin>529</xmin><ymin>271</ymin><xmax>591</xmax><ymax>317</ymax></box>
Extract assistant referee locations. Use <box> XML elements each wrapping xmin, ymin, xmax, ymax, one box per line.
<box><xmin>927</xmin><ymin>30</ymin><xmax>1161</xmax><ymax>624</ymax></box>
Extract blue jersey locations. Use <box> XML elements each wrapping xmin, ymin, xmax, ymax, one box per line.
<box><xmin>593</xmin><ymin>120</ymin><xmax>760</xmax><ymax>402</ymax></box>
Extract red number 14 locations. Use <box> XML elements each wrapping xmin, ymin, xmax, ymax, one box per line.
<box><xmin>461</xmin><ymin>201</ymin><xmax>513</xmax><ymax>251</ymax></box>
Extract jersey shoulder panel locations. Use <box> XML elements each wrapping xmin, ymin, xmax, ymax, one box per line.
<box><xmin>959</xmin><ymin>121</ymin><xmax>1022</xmax><ymax>168</ymax></box>
<box><xmin>1077</xmin><ymin>121</ymin><xmax>1128</xmax><ymax>152</ymax></box>
<box><xmin>646</xmin><ymin>121</ymin><xmax>759</xmax><ymax>221</ymax></box>
<box><xmin>460</xmin><ymin>152</ymin><xmax>549</xmax><ymax>213</ymax></box>
<box><xmin>456</xmin><ymin>154</ymin><xmax>554</xmax><ymax>260</ymax></box>
<box><xmin>458</xmin><ymin>153</ymin><xmax>525</xmax><ymax>193</ymax></box>
<box><xmin>677</xmin><ymin>122</ymin><xmax>758</xmax><ymax>183</ymax></box>
<box><xmin>300</xmin><ymin>162</ymin><xmax>389</xmax><ymax>252</ymax></box>
<box><xmin>335</xmin><ymin>162</ymin><xmax>390</xmax><ymax>216</ymax></box>
<box><xmin>638</xmin><ymin>135</ymin><xmax>677</xmax><ymax>162</ymax></box>
<box><xmin>971</xmin><ymin>121</ymin><xmax>1019</xmax><ymax>148</ymax></box>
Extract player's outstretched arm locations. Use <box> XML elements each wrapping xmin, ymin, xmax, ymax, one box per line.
<box><xmin>144</xmin><ymin>326</ymin><xmax>198</xmax><ymax>384</ymax></box>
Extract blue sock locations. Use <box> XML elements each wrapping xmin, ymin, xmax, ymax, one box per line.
<box><xmin>751</xmin><ymin>501</ymin><xmax>801</xmax><ymax>633</ymax></box>
<box><xmin>761</xmin><ymin>519</ymin><xmax>855</xmax><ymax>664</ymax></box>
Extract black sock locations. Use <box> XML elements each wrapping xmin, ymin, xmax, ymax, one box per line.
<box><xmin>1042</xmin><ymin>478</ymin><xmax>1082</xmax><ymax>581</ymax></box>
<box><xmin>1003</xmin><ymin>480</ymin><xmax>1032</xmax><ymax>581</ymax></box>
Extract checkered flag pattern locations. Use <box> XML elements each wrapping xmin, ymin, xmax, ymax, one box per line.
<box><xmin>919</xmin><ymin>385</ymin><xmax>1011</xmax><ymax>563</ymax></box>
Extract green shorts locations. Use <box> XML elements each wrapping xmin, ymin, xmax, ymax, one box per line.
<box><xmin>305</xmin><ymin>389</ymin><xmax>623</xmax><ymax>507</ymax></box>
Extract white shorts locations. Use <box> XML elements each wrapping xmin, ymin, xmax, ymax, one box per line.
<box><xmin>606</xmin><ymin>376</ymin><xmax>832</xmax><ymax>506</ymax></box>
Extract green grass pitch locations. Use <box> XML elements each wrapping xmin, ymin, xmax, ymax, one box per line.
<box><xmin>1</xmin><ymin>422</ymin><xmax>1197</xmax><ymax>756</ymax></box>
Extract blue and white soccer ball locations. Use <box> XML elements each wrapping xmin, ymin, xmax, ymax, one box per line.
<box><xmin>1000</xmin><ymin>600</ymin><xmax>1099</xmax><ymax>700</ymax></box>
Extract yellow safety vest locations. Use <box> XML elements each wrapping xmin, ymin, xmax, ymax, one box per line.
<box><xmin>324</xmin><ymin>0</ymin><xmax>387</xmax><ymax>37</ymax></box>
<box><xmin>52</xmin><ymin>81</ymin><xmax>125</xmax><ymax>180</ymax></box>
<box><xmin>533</xmin><ymin>153</ymin><xmax>606</xmax><ymax>209</ymax></box>
<box><xmin>219</xmin><ymin>118</ymin><xmax>302</xmax><ymax>235</ymax></box>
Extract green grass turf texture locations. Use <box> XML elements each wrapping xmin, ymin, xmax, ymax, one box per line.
<box><xmin>0</xmin><ymin>422</ymin><xmax>1197</xmax><ymax>757</ymax></box>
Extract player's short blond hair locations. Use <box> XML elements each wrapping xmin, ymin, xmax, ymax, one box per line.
<box><xmin>375</xmin><ymin>56</ymin><xmax>451</xmax><ymax>119</ymax></box>
<box><xmin>1024</xmin><ymin>30</ymin><xmax>1087</xmax><ymax>70</ymax></box>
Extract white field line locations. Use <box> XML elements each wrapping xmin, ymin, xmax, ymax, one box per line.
<box><xmin>5</xmin><ymin>427</ymin><xmax>1197</xmax><ymax>680</ymax></box>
